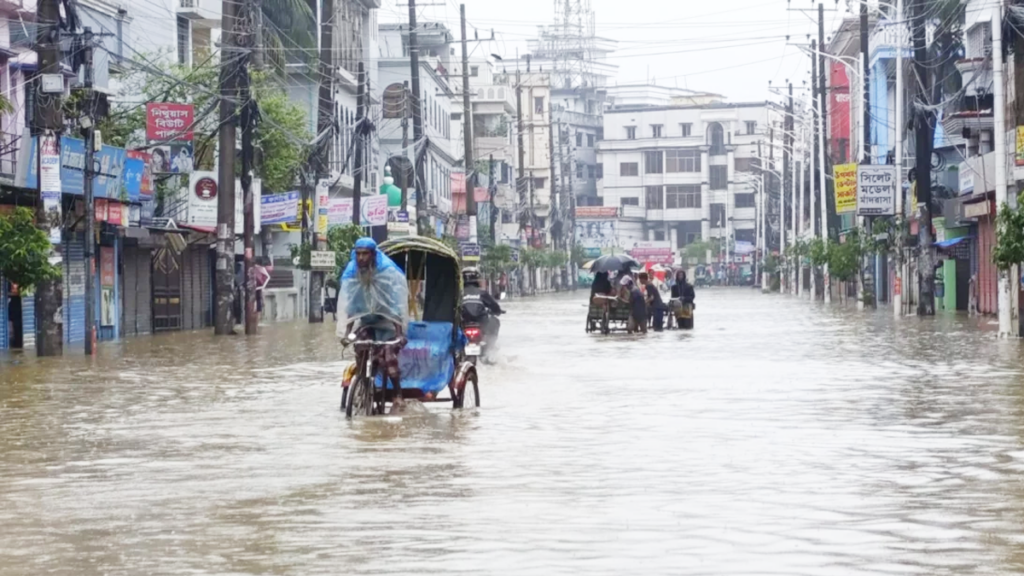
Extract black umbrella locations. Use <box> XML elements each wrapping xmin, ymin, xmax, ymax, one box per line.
<box><xmin>587</xmin><ymin>254</ymin><xmax>640</xmax><ymax>273</ymax></box>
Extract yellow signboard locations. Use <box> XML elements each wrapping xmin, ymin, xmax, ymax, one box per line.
<box><xmin>1016</xmin><ymin>126</ymin><xmax>1024</xmax><ymax>166</ymax></box>
<box><xmin>833</xmin><ymin>163</ymin><xmax>858</xmax><ymax>213</ymax></box>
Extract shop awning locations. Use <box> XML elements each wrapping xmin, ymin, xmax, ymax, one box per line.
<box><xmin>936</xmin><ymin>236</ymin><xmax>971</xmax><ymax>249</ymax></box>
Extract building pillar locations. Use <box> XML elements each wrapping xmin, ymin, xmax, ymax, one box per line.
<box><xmin>700</xmin><ymin>146</ymin><xmax>710</xmax><ymax>240</ymax></box>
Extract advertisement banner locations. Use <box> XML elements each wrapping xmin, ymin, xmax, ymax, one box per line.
<box><xmin>327</xmin><ymin>195</ymin><xmax>389</xmax><ymax>227</ymax></box>
<box><xmin>574</xmin><ymin>219</ymin><xmax>618</xmax><ymax>255</ymax></box>
<box><xmin>833</xmin><ymin>163</ymin><xmax>858</xmax><ymax>213</ymax></box>
<box><xmin>39</xmin><ymin>135</ymin><xmax>61</xmax><ymax>244</ymax></box>
<box><xmin>146</xmin><ymin>103</ymin><xmax>195</xmax><ymax>141</ymax></box>
<box><xmin>95</xmin><ymin>198</ymin><xmax>108</xmax><ymax>222</ymax></box>
<box><xmin>628</xmin><ymin>240</ymin><xmax>673</xmax><ymax>260</ymax></box>
<box><xmin>1017</xmin><ymin>126</ymin><xmax>1024</xmax><ymax>166</ymax></box>
<box><xmin>100</xmin><ymin>246</ymin><xmax>116</xmax><ymax>287</ymax></box>
<box><xmin>185</xmin><ymin>171</ymin><xmax>261</xmax><ymax>234</ymax></box>
<box><xmin>316</xmin><ymin>181</ymin><xmax>330</xmax><ymax>237</ymax></box>
<box><xmin>459</xmin><ymin>242</ymin><xmax>481</xmax><ymax>262</ymax></box>
<box><xmin>21</xmin><ymin>136</ymin><xmax>143</xmax><ymax>201</ymax></box>
<box><xmin>575</xmin><ymin>206</ymin><xmax>618</xmax><ymax>219</ymax></box>
<box><xmin>455</xmin><ymin>214</ymin><xmax>470</xmax><ymax>240</ymax></box>
<box><xmin>261</xmin><ymin>191</ymin><xmax>300</xmax><ymax>225</ymax></box>
<box><xmin>857</xmin><ymin>165</ymin><xmax>896</xmax><ymax>216</ymax></box>
<box><xmin>149</xmin><ymin>143</ymin><xmax>193</xmax><ymax>174</ymax></box>
<box><xmin>126</xmin><ymin>150</ymin><xmax>154</xmax><ymax>198</ymax></box>
<box><xmin>106</xmin><ymin>202</ymin><xmax>124</xmax><ymax>227</ymax></box>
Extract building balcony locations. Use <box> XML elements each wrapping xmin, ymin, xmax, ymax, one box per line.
<box><xmin>645</xmin><ymin>208</ymin><xmax>702</xmax><ymax>222</ymax></box>
<box><xmin>955</xmin><ymin>58</ymin><xmax>992</xmax><ymax>99</ymax></box>
<box><xmin>869</xmin><ymin>19</ymin><xmax>910</xmax><ymax>62</ymax></box>
<box><xmin>621</xmin><ymin>205</ymin><xmax>645</xmax><ymax>219</ymax></box>
<box><xmin>178</xmin><ymin>0</ymin><xmax>220</xmax><ymax>26</ymax></box>
<box><xmin>553</xmin><ymin>108</ymin><xmax>602</xmax><ymax>129</ymax></box>
<box><xmin>473</xmin><ymin>85</ymin><xmax>516</xmax><ymax>112</ymax></box>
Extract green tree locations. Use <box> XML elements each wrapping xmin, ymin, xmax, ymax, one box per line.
<box><xmin>994</xmin><ymin>195</ymin><xmax>1024</xmax><ymax>271</ymax></box>
<box><xmin>0</xmin><ymin>208</ymin><xmax>61</xmax><ymax>290</ymax></box>
<box><xmin>481</xmin><ymin>241</ymin><xmax>514</xmax><ymax>277</ymax></box>
<box><xmin>327</xmin><ymin>223</ymin><xmax>364</xmax><ymax>278</ymax></box>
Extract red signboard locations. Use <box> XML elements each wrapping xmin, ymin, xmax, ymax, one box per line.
<box><xmin>575</xmin><ymin>206</ymin><xmax>618</xmax><ymax>219</ymax></box>
<box><xmin>95</xmin><ymin>198</ymin><xmax>107</xmax><ymax>222</ymax></box>
<box><xmin>106</xmin><ymin>202</ymin><xmax>124</xmax><ymax>226</ymax></box>
<box><xmin>146</xmin><ymin>103</ymin><xmax>195</xmax><ymax>141</ymax></box>
<box><xmin>126</xmin><ymin>150</ymin><xmax>154</xmax><ymax>198</ymax></box>
<box><xmin>100</xmin><ymin>246</ymin><xmax>115</xmax><ymax>288</ymax></box>
<box><xmin>829</xmin><ymin>62</ymin><xmax>851</xmax><ymax>163</ymax></box>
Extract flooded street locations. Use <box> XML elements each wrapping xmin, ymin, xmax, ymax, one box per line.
<box><xmin>3</xmin><ymin>288</ymin><xmax>1024</xmax><ymax>575</ymax></box>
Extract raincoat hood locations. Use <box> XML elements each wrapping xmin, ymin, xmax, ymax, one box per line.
<box><xmin>339</xmin><ymin>237</ymin><xmax>409</xmax><ymax>327</ymax></box>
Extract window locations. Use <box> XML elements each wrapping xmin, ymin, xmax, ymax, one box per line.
<box><xmin>666</xmin><ymin>185</ymin><xmax>702</xmax><ymax>209</ymax></box>
<box><xmin>577</xmin><ymin>162</ymin><xmax>584</xmax><ymax>178</ymax></box>
<box><xmin>734</xmin><ymin>157</ymin><xmax>756</xmax><ymax>172</ymax></box>
<box><xmin>177</xmin><ymin>16</ymin><xmax>191</xmax><ymax>66</ymax></box>
<box><xmin>665</xmin><ymin>149</ymin><xmax>701</xmax><ymax>173</ymax></box>
<box><xmin>576</xmin><ymin>132</ymin><xmax>583</xmax><ymax>147</ymax></box>
<box><xmin>587</xmin><ymin>134</ymin><xmax>595</xmax><ymax>147</ymax></box>
<box><xmin>620</xmin><ymin>197</ymin><xmax>640</xmax><ymax>206</ymax></box>
<box><xmin>710</xmin><ymin>165</ymin><xmax>728</xmax><ymax>189</ymax></box>
<box><xmin>745</xmin><ymin>121</ymin><xmax>757</xmax><ymax>135</ymax></box>
<box><xmin>534</xmin><ymin>97</ymin><xmax>545</xmax><ymax>114</ymax></box>
<box><xmin>645</xmin><ymin>185</ymin><xmax>664</xmax><ymax>209</ymax></box>
<box><xmin>734</xmin><ymin>193</ymin><xmax>756</xmax><ymax>208</ymax></box>
<box><xmin>620</xmin><ymin>162</ymin><xmax>639</xmax><ymax>176</ymax></box>
<box><xmin>708</xmin><ymin>122</ymin><xmax>725</xmax><ymax>154</ymax></box>
<box><xmin>651</xmin><ymin>124</ymin><xmax>663</xmax><ymax>138</ymax></box>
<box><xmin>735</xmin><ymin>229</ymin><xmax>755</xmax><ymax>243</ymax></box>
<box><xmin>596</xmin><ymin>163</ymin><xmax>603</xmax><ymax>179</ymax></box>
<box><xmin>470</xmin><ymin>66</ymin><xmax>479</xmax><ymax>77</ymax></box>
<box><xmin>587</xmin><ymin>164</ymin><xmax>596</xmax><ymax>179</ymax></box>
<box><xmin>654</xmin><ymin>230</ymin><xmax>666</xmax><ymax>241</ymax></box>
<box><xmin>626</xmin><ymin>126</ymin><xmax>637</xmax><ymax>140</ymax></box>
<box><xmin>532</xmin><ymin>177</ymin><xmax>546</xmax><ymax>190</ymax></box>
<box><xmin>644</xmin><ymin>151</ymin><xmax>663</xmax><ymax>174</ymax></box>
<box><xmin>680</xmin><ymin>123</ymin><xmax>692</xmax><ymax>137</ymax></box>
<box><xmin>710</xmin><ymin>203</ymin><xmax>727</xmax><ymax>228</ymax></box>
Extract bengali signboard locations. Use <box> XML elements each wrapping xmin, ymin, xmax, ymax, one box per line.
<box><xmin>20</xmin><ymin>136</ymin><xmax>144</xmax><ymax>201</ymax></box>
<box><xmin>310</xmin><ymin>250</ymin><xmax>336</xmax><ymax>270</ymax></box>
<box><xmin>575</xmin><ymin>206</ymin><xmax>618</xmax><ymax>219</ymax></box>
<box><xmin>1016</xmin><ymin>126</ymin><xmax>1024</xmax><ymax>167</ymax></box>
<box><xmin>575</xmin><ymin>220</ymin><xmax>618</xmax><ymax>257</ymax></box>
<box><xmin>856</xmin><ymin>165</ymin><xmax>896</xmax><ymax>216</ymax></box>
<box><xmin>146</xmin><ymin>103</ymin><xmax>195</xmax><ymax>141</ymax></box>
<box><xmin>628</xmin><ymin>240</ymin><xmax>673</xmax><ymax>264</ymax></box>
<box><xmin>460</xmin><ymin>242</ymin><xmax>481</xmax><ymax>262</ymax></box>
<box><xmin>260</xmin><ymin>191</ymin><xmax>300</xmax><ymax>225</ymax></box>
<box><xmin>833</xmin><ymin>163</ymin><xmax>858</xmax><ymax>213</ymax></box>
<box><xmin>126</xmin><ymin>150</ymin><xmax>154</xmax><ymax>199</ymax></box>
<box><xmin>185</xmin><ymin>171</ymin><xmax>261</xmax><ymax>234</ymax></box>
<box><xmin>327</xmin><ymin>195</ymin><xmax>390</xmax><ymax>227</ymax></box>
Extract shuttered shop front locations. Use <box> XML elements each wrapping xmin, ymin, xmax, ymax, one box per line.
<box><xmin>181</xmin><ymin>245</ymin><xmax>212</xmax><ymax>330</ymax></box>
<box><xmin>121</xmin><ymin>245</ymin><xmax>153</xmax><ymax>337</ymax></box>
<box><xmin>64</xmin><ymin>233</ymin><xmax>87</xmax><ymax>344</ymax></box>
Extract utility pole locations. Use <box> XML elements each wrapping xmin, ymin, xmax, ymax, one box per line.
<box><xmin>817</xmin><ymin>1</ymin><xmax>831</xmax><ymax>304</ymax></box>
<box><xmin>860</xmin><ymin>0</ymin><xmax>877</xmax><ymax>309</ymax></box>
<box><xmin>353</xmin><ymin>62</ymin><xmax>366</xmax><ymax>228</ymax></box>
<box><xmin>32</xmin><ymin>0</ymin><xmax>63</xmax><ymax>356</ymax></box>
<box><xmin>894</xmin><ymin>0</ymin><xmax>905</xmax><ymax>317</ymax></box>
<box><xmin>810</xmin><ymin>39</ymin><xmax>820</xmax><ymax>301</ymax></box>
<box><xmin>400</xmin><ymin>80</ymin><xmax>410</xmax><ymax>211</ymax></box>
<box><xmin>992</xmin><ymin>1</ymin><xmax>1011</xmax><ymax>334</ymax></box>
<box><xmin>787</xmin><ymin>83</ymin><xmax>796</xmax><ymax>294</ymax></box>
<box><xmin>783</xmin><ymin>88</ymin><xmax>792</xmax><ymax>293</ymax></box>
<box><xmin>460</xmin><ymin>4</ymin><xmax>477</xmax><ymax>244</ymax></box>
<box><xmin>515</xmin><ymin>70</ymin><xmax>525</xmax><ymax>238</ymax></box>
<box><xmin>241</xmin><ymin>0</ymin><xmax>258</xmax><ymax>335</ymax></box>
<box><xmin>547</xmin><ymin>105</ymin><xmax>557</xmax><ymax>254</ymax></box>
<box><xmin>912</xmin><ymin>0</ymin><xmax>934</xmax><ymax>315</ymax></box>
<box><xmin>489</xmin><ymin>155</ymin><xmax>498</xmax><ymax>245</ymax></box>
<box><xmin>83</xmin><ymin>27</ymin><xmax>97</xmax><ymax>355</ymax></box>
<box><xmin>409</xmin><ymin>0</ymin><xmax>428</xmax><ymax>235</ymax></box>
<box><xmin>215</xmin><ymin>0</ymin><xmax>239</xmax><ymax>335</ymax></box>
<box><xmin>308</xmin><ymin>0</ymin><xmax>333</xmax><ymax>323</ymax></box>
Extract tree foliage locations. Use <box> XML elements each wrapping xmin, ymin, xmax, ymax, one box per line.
<box><xmin>994</xmin><ymin>197</ymin><xmax>1024</xmax><ymax>271</ymax></box>
<box><xmin>0</xmin><ymin>208</ymin><xmax>61</xmax><ymax>290</ymax></box>
<box><xmin>93</xmin><ymin>59</ymin><xmax>310</xmax><ymax>193</ymax></box>
<box><xmin>327</xmin><ymin>224</ymin><xmax>364</xmax><ymax>278</ymax></box>
<box><xmin>481</xmin><ymin>240</ymin><xmax>514</xmax><ymax>276</ymax></box>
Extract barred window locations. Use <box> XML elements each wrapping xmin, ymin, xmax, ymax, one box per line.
<box><xmin>666</xmin><ymin>185</ymin><xmax>702</xmax><ymax>209</ymax></box>
<box><xmin>666</xmin><ymin>149</ymin><xmax>701</xmax><ymax>173</ymax></box>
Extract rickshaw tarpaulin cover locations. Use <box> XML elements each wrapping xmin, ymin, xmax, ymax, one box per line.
<box><xmin>339</xmin><ymin>238</ymin><xmax>410</xmax><ymax>328</ymax></box>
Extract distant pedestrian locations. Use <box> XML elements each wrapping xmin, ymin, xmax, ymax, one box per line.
<box><xmin>619</xmin><ymin>276</ymin><xmax>647</xmax><ymax>334</ymax></box>
<box><xmin>641</xmin><ymin>272</ymin><xmax>665</xmax><ymax>331</ymax></box>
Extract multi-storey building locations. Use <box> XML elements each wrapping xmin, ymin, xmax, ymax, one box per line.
<box><xmin>598</xmin><ymin>88</ymin><xmax>781</xmax><ymax>255</ymax></box>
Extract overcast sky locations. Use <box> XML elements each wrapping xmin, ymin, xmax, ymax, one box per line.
<box><xmin>377</xmin><ymin>0</ymin><xmax>864</xmax><ymax>105</ymax></box>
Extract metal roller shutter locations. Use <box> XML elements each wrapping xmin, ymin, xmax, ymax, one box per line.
<box><xmin>121</xmin><ymin>246</ymin><xmax>153</xmax><ymax>337</ymax></box>
<box><xmin>198</xmin><ymin>247</ymin><xmax>212</xmax><ymax>328</ymax></box>
<box><xmin>64</xmin><ymin>233</ymin><xmax>86</xmax><ymax>344</ymax></box>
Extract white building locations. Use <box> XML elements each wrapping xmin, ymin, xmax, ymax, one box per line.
<box><xmin>376</xmin><ymin>22</ymin><xmax>457</xmax><ymax>224</ymax></box>
<box><xmin>598</xmin><ymin>87</ymin><xmax>782</xmax><ymax>252</ymax></box>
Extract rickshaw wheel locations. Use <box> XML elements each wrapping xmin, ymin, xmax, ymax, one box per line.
<box><xmin>340</xmin><ymin>387</ymin><xmax>348</xmax><ymax>411</ymax></box>
<box><xmin>346</xmin><ymin>376</ymin><xmax>373</xmax><ymax>418</ymax></box>
<box><xmin>454</xmin><ymin>371</ymin><xmax>479</xmax><ymax>409</ymax></box>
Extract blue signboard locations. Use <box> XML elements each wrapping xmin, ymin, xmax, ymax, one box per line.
<box><xmin>22</xmin><ymin>136</ymin><xmax>143</xmax><ymax>201</ymax></box>
<box><xmin>260</xmin><ymin>191</ymin><xmax>301</xmax><ymax>224</ymax></box>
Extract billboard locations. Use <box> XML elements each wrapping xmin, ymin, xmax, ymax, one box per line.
<box><xmin>146</xmin><ymin>103</ymin><xmax>195</xmax><ymax>141</ymax></box>
<box><xmin>574</xmin><ymin>219</ymin><xmax>618</xmax><ymax>257</ymax></box>
<box><xmin>833</xmin><ymin>163</ymin><xmax>858</xmax><ymax>213</ymax></box>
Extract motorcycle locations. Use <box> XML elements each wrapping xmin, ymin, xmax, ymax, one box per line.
<box><xmin>463</xmin><ymin>310</ymin><xmax>503</xmax><ymax>365</ymax></box>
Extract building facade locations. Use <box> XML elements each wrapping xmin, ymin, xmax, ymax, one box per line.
<box><xmin>598</xmin><ymin>93</ymin><xmax>780</xmax><ymax>256</ymax></box>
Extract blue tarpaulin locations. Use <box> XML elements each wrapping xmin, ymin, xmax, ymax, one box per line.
<box><xmin>936</xmin><ymin>237</ymin><xmax>970</xmax><ymax>249</ymax></box>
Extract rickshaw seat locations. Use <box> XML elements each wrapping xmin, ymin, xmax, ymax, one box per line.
<box><xmin>375</xmin><ymin>321</ymin><xmax>457</xmax><ymax>395</ymax></box>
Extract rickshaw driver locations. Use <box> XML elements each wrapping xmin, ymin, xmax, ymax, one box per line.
<box><xmin>341</xmin><ymin>237</ymin><xmax>410</xmax><ymax>404</ymax></box>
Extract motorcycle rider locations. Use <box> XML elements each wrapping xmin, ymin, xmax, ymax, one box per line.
<box><xmin>461</xmin><ymin>267</ymin><xmax>504</xmax><ymax>341</ymax></box>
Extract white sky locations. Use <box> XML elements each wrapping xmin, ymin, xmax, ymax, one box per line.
<box><xmin>377</xmin><ymin>0</ymin><xmax>862</xmax><ymax>105</ymax></box>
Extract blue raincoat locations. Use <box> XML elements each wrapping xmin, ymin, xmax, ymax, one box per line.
<box><xmin>339</xmin><ymin>238</ymin><xmax>410</xmax><ymax>332</ymax></box>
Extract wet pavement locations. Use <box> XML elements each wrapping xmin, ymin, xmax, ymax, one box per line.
<box><xmin>3</xmin><ymin>288</ymin><xmax>1024</xmax><ymax>575</ymax></box>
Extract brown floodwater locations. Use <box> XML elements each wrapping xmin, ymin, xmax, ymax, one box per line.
<box><xmin>2</xmin><ymin>289</ymin><xmax>1024</xmax><ymax>575</ymax></box>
